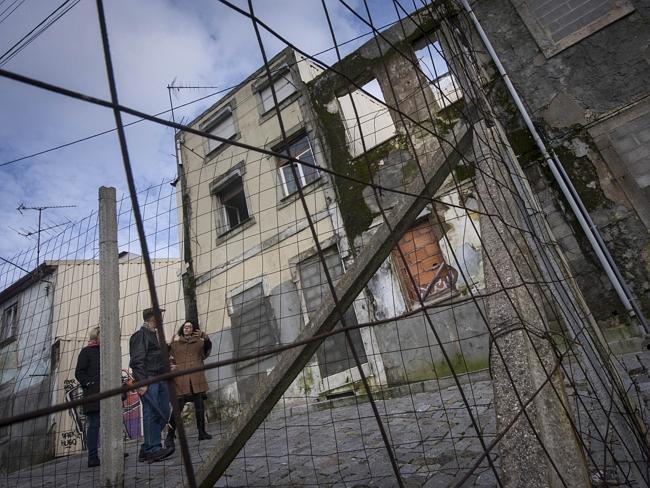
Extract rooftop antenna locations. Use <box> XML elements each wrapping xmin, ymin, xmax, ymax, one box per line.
<box><xmin>17</xmin><ymin>203</ymin><xmax>76</xmax><ymax>265</ymax></box>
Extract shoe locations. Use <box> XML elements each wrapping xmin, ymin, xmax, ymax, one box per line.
<box><xmin>147</xmin><ymin>446</ymin><xmax>174</xmax><ymax>463</ymax></box>
<box><xmin>88</xmin><ymin>457</ymin><xmax>100</xmax><ymax>468</ymax></box>
<box><xmin>138</xmin><ymin>450</ymin><xmax>147</xmax><ymax>462</ymax></box>
<box><xmin>198</xmin><ymin>431</ymin><xmax>212</xmax><ymax>440</ymax></box>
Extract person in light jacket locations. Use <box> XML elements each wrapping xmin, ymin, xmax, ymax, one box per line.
<box><xmin>166</xmin><ymin>320</ymin><xmax>212</xmax><ymax>447</ymax></box>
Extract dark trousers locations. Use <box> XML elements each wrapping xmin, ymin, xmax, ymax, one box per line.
<box><xmin>168</xmin><ymin>394</ymin><xmax>206</xmax><ymax>436</ymax></box>
<box><xmin>85</xmin><ymin>411</ymin><xmax>100</xmax><ymax>460</ymax></box>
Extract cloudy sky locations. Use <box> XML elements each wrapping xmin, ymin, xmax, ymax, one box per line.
<box><xmin>0</xmin><ymin>0</ymin><xmax>414</xmax><ymax>277</ymax></box>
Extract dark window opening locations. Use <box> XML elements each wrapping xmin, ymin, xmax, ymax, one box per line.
<box><xmin>217</xmin><ymin>176</ymin><xmax>249</xmax><ymax>234</ymax></box>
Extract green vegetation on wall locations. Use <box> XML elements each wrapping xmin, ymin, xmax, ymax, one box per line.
<box><xmin>309</xmin><ymin>88</ymin><xmax>374</xmax><ymax>244</ymax></box>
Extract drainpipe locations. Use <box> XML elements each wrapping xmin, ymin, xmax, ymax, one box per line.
<box><xmin>459</xmin><ymin>0</ymin><xmax>649</xmax><ymax>334</ymax></box>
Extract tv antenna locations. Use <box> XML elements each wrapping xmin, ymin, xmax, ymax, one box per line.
<box><xmin>17</xmin><ymin>203</ymin><xmax>76</xmax><ymax>265</ymax></box>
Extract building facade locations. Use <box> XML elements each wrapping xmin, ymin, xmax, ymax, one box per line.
<box><xmin>0</xmin><ymin>255</ymin><xmax>183</xmax><ymax>471</ymax></box>
<box><xmin>176</xmin><ymin>30</ymin><xmax>490</xmax><ymax>419</ymax></box>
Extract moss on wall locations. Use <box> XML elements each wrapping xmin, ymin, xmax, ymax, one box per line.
<box><xmin>297</xmin><ymin>366</ymin><xmax>314</xmax><ymax>396</ymax></box>
<box><xmin>432</xmin><ymin>354</ymin><xmax>489</xmax><ymax>379</ymax></box>
<box><xmin>309</xmin><ymin>91</ymin><xmax>374</xmax><ymax>244</ymax></box>
<box><xmin>553</xmin><ymin>144</ymin><xmax>612</xmax><ymax>212</ymax></box>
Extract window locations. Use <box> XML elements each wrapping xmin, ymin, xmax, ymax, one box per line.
<box><xmin>512</xmin><ymin>0</ymin><xmax>634</xmax><ymax>58</ymax></box>
<box><xmin>337</xmin><ymin>79</ymin><xmax>396</xmax><ymax>158</ymax></box>
<box><xmin>1</xmin><ymin>302</ymin><xmax>18</xmax><ymax>343</ymax></box>
<box><xmin>230</xmin><ymin>284</ymin><xmax>279</xmax><ymax>362</ymax></box>
<box><xmin>259</xmin><ymin>72</ymin><xmax>296</xmax><ymax>113</ymax></box>
<box><xmin>278</xmin><ymin>135</ymin><xmax>319</xmax><ymax>197</ymax></box>
<box><xmin>297</xmin><ymin>248</ymin><xmax>366</xmax><ymax>378</ymax></box>
<box><xmin>229</xmin><ymin>283</ymin><xmax>279</xmax><ymax>402</ymax></box>
<box><xmin>415</xmin><ymin>43</ymin><xmax>462</xmax><ymax>109</ymax></box>
<box><xmin>391</xmin><ymin>219</ymin><xmax>456</xmax><ymax>305</ymax></box>
<box><xmin>203</xmin><ymin>106</ymin><xmax>237</xmax><ymax>154</ymax></box>
<box><xmin>0</xmin><ymin>382</ymin><xmax>12</xmax><ymax>439</ymax></box>
<box><xmin>215</xmin><ymin>175</ymin><xmax>249</xmax><ymax>235</ymax></box>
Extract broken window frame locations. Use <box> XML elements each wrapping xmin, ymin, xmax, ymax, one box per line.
<box><xmin>413</xmin><ymin>41</ymin><xmax>463</xmax><ymax>110</ymax></box>
<box><xmin>336</xmin><ymin>78</ymin><xmax>397</xmax><ymax>158</ymax></box>
<box><xmin>211</xmin><ymin>166</ymin><xmax>251</xmax><ymax>237</ymax></box>
<box><xmin>0</xmin><ymin>301</ymin><xmax>18</xmax><ymax>344</ymax></box>
<box><xmin>277</xmin><ymin>134</ymin><xmax>320</xmax><ymax>197</ymax></box>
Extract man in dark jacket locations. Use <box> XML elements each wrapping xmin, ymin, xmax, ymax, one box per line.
<box><xmin>75</xmin><ymin>327</ymin><xmax>101</xmax><ymax>468</ymax></box>
<box><xmin>129</xmin><ymin>307</ymin><xmax>173</xmax><ymax>463</ymax></box>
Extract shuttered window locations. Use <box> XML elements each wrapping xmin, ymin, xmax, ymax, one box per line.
<box><xmin>297</xmin><ymin>248</ymin><xmax>367</xmax><ymax>378</ymax></box>
<box><xmin>260</xmin><ymin>74</ymin><xmax>296</xmax><ymax>113</ymax></box>
<box><xmin>230</xmin><ymin>284</ymin><xmax>279</xmax><ymax>376</ymax></box>
<box><xmin>207</xmin><ymin>114</ymin><xmax>236</xmax><ymax>153</ymax></box>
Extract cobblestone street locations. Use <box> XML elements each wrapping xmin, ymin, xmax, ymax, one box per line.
<box><xmin>5</xmin><ymin>350</ymin><xmax>650</xmax><ymax>487</ymax></box>
<box><xmin>4</xmin><ymin>377</ymin><xmax>497</xmax><ymax>487</ymax></box>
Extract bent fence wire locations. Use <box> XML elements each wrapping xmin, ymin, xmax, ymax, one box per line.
<box><xmin>1</xmin><ymin>0</ymin><xmax>649</xmax><ymax>487</ymax></box>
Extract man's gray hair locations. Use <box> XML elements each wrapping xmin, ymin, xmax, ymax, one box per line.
<box><xmin>89</xmin><ymin>327</ymin><xmax>100</xmax><ymax>341</ymax></box>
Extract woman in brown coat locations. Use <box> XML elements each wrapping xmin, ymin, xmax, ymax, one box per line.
<box><xmin>167</xmin><ymin>320</ymin><xmax>212</xmax><ymax>444</ymax></box>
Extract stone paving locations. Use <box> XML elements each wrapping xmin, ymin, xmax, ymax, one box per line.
<box><xmin>4</xmin><ymin>350</ymin><xmax>650</xmax><ymax>487</ymax></box>
<box><xmin>3</xmin><ymin>378</ymin><xmax>498</xmax><ymax>487</ymax></box>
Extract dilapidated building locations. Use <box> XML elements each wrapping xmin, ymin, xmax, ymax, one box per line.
<box><xmin>176</xmin><ymin>0</ymin><xmax>648</xmax><ymax>425</ymax></box>
<box><xmin>176</xmin><ymin>32</ymin><xmax>487</xmax><ymax>417</ymax></box>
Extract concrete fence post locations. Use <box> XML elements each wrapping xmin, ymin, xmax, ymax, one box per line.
<box><xmin>98</xmin><ymin>186</ymin><xmax>124</xmax><ymax>487</ymax></box>
<box><xmin>473</xmin><ymin>121</ymin><xmax>590</xmax><ymax>487</ymax></box>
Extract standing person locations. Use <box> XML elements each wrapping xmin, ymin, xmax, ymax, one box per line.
<box><xmin>166</xmin><ymin>320</ymin><xmax>212</xmax><ymax>448</ymax></box>
<box><xmin>129</xmin><ymin>307</ymin><xmax>174</xmax><ymax>463</ymax></box>
<box><xmin>75</xmin><ymin>327</ymin><xmax>101</xmax><ymax>468</ymax></box>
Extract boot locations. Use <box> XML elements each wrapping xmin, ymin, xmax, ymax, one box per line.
<box><xmin>165</xmin><ymin>428</ymin><xmax>176</xmax><ymax>451</ymax></box>
<box><xmin>196</xmin><ymin>409</ymin><xmax>212</xmax><ymax>440</ymax></box>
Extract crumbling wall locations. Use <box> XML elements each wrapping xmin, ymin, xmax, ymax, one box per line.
<box><xmin>305</xmin><ymin>12</ymin><xmax>490</xmax><ymax>386</ymax></box>
<box><xmin>474</xmin><ymin>0</ymin><xmax>650</xmax><ymax>331</ymax></box>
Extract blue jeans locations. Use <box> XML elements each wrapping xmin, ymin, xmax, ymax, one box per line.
<box><xmin>85</xmin><ymin>411</ymin><xmax>100</xmax><ymax>460</ymax></box>
<box><xmin>141</xmin><ymin>382</ymin><xmax>170</xmax><ymax>454</ymax></box>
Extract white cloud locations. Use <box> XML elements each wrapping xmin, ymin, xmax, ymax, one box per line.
<box><xmin>0</xmin><ymin>0</ymin><xmax>407</xmax><ymax>275</ymax></box>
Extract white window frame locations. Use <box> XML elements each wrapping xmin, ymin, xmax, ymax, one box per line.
<box><xmin>1</xmin><ymin>302</ymin><xmax>18</xmax><ymax>343</ymax></box>
<box><xmin>215</xmin><ymin>175</ymin><xmax>249</xmax><ymax>235</ymax></box>
<box><xmin>278</xmin><ymin>137</ymin><xmax>319</xmax><ymax>197</ymax></box>
<box><xmin>210</xmin><ymin>164</ymin><xmax>250</xmax><ymax>237</ymax></box>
